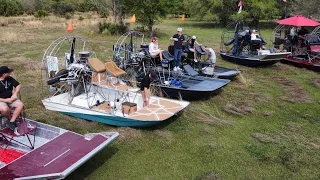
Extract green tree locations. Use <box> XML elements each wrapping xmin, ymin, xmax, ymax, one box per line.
<box><xmin>123</xmin><ymin>0</ymin><xmax>174</xmax><ymax>36</ymax></box>
<box><xmin>0</xmin><ymin>0</ymin><xmax>23</xmax><ymax>16</ymax></box>
<box><xmin>184</xmin><ymin>0</ymin><xmax>280</xmax><ymax>26</ymax></box>
<box><xmin>286</xmin><ymin>0</ymin><xmax>319</xmax><ymax>19</ymax></box>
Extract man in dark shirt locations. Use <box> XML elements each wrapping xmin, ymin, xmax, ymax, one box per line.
<box><xmin>140</xmin><ymin>70</ymin><xmax>157</xmax><ymax>107</ymax></box>
<box><xmin>170</xmin><ymin>27</ymin><xmax>185</xmax><ymax>71</ymax></box>
<box><xmin>298</xmin><ymin>26</ymin><xmax>309</xmax><ymax>36</ymax></box>
<box><xmin>0</xmin><ymin>66</ymin><xmax>24</xmax><ymax>131</ymax></box>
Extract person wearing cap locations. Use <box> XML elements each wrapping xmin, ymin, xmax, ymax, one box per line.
<box><xmin>251</xmin><ymin>29</ymin><xmax>265</xmax><ymax>50</ymax></box>
<box><xmin>0</xmin><ymin>66</ymin><xmax>24</xmax><ymax>132</ymax></box>
<box><xmin>188</xmin><ymin>35</ymin><xmax>202</xmax><ymax>62</ymax></box>
<box><xmin>149</xmin><ymin>37</ymin><xmax>163</xmax><ymax>61</ymax></box>
<box><xmin>170</xmin><ymin>27</ymin><xmax>185</xmax><ymax>71</ymax></box>
<box><xmin>205</xmin><ymin>47</ymin><xmax>217</xmax><ymax>67</ymax></box>
<box><xmin>140</xmin><ymin>70</ymin><xmax>157</xmax><ymax>107</ymax></box>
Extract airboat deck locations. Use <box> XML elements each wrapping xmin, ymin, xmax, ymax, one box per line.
<box><xmin>148</xmin><ymin>70</ymin><xmax>231</xmax><ymax>100</ymax></box>
<box><xmin>0</xmin><ymin>119</ymin><xmax>119</xmax><ymax>179</ymax></box>
<box><xmin>42</xmin><ymin>85</ymin><xmax>189</xmax><ymax>127</ymax></box>
<box><xmin>220</xmin><ymin>52</ymin><xmax>291</xmax><ymax>67</ymax></box>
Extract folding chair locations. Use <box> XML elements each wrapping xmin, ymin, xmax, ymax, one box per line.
<box><xmin>0</xmin><ymin>113</ymin><xmax>36</xmax><ymax>161</ymax></box>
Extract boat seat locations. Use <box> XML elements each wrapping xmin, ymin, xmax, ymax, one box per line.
<box><xmin>88</xmin><ymin>58</ymin><xmax>106</xmax><ymax>72</ymax></box>
<box><xmin>105</xmin><ymin>61</ymin><xmax>126</xmax><ymax>77</ymax></box>
<box><xmin>162</xmin><ymin>51</ymin><xmax>174</xmax><ymax>61</ymax></box>
<box><xmin>195</xmin><ymin>46</ymin><xmax>207</xmax><ymax>55</ymax></box>
<box><xmin>88</xmin><ymin>58</ymin><xmax>107</xmax><ymax>84</ymax></box>
<box><xmin>93</xmin><ymin>102</ymin><xmax>111</xmax><ymax>113</ymax></box>
<box><xmin>183</xmin><ymin>64</ymin><xmax>199</xmax><ymax>77</ymax></box>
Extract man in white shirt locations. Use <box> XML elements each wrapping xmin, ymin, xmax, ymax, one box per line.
<box><xmin>206</xmin><ymin>48</ymin><xmax>216</xmax><ymax>64</ymax></box>
<box><xmin>289</xmin><ymin>26</ymin><xmax>296</xmax><ymax>46</ymax></box>
<box><xmin>202</xmin><ymin>47</ymin><xmax>217</xmax><ymax>74</ymax></box>
<box><xmin>148</xmin><ymin>37</ymin><xmax>163</xmax><ymax>61</ymax></box>
<box><xmin>251</xmin><ymin>29</ymin><xmax>264</xmax><ymax>50</ymax></box>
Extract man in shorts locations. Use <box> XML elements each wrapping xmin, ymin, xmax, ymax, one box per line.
<box><xmin>206</xmin><ymin>47</ymin><xmax>216</xmax><ymax>66</ymax></box>
<box><xmin>140</xmin><ymin>70</ymin><xmax>157</xmax><ymax>107</ymax></box>
<box><xmin>0</xmin><ymin>66</ymin><xmax>24</xmax><ymax>131</ymax></box>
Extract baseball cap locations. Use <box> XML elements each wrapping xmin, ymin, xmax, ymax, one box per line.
<box><xmin>253</xmin><ymin>29</ymin><xmax>258</xmax><ymax>33</ymax></box>
<box><xmin>177</xmin><ymin>27</ymin><xmax>182</xmax><ymax>32</ymax></box>
<box><xmin>192</xmin><ymin>36</ymin><xmax>196</xmax><ymax>39</ymax></box>
<box><xmin>0</xmin><ymin>66</ymin><xmax>13</xmax><ymax>75</ymax></box>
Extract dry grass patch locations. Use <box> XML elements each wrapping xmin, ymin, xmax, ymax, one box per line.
<box><xmin>0</xmin><ymin>31</ymin><xmax>26</xmax><ymax>43</ymax></box>
<box><xmin>251</xmin><ymin>133</ymin><xmax>281</xmax><ymax>143</ymax></box>
<box><xmin>198</xmin><ymin>113</ymin><xmax>234</xmax><ymax>126</ymax></box>
<box><xmin>309</xmin><ymin>139</ymin><xmax>320</xmax><ymax>149</ymax></box>
<box><xmin>249</xmin><ymin>92</ymin><xmax>273</xmax><ymax>103</ymax></box>
<box><xmin>223</xmin><ymin>102</ymin><xmax>255</xmax><ymax>116</ymax></box>
<box><xmin>153</xmin><ymin>130</ymin><xmax>173</xmax><ymax>140</ymax></box>
<box><xmin>311</xmin><ymin>78</ymin><xmax>320</xmax><ymax>88</ymax></box>
<box><xmin>117</xmin><ymin>127</ymin><xmax>141</xmax><ymax>141</ymax></box>
<box><xmin>236</xmin><ymin>72</ymin><xmax>254</xmax><ymax>88</ymax></box>
<box><xmin>197</xmin><ymin>172</ymin><xmax>223</xmax><ymax>180</ymax></box>
<box><xmin>274</xmin><ymin>77</ymin><xmax>311</xmax><ymax>103</ymax></box>
<box><xmin>23</xmin><ymin>20</ymin><xmax>44</xmax><ymax>28</ymax></box>
<box><xmin>274</xmin><ymin>63</ymin><xmax>297</xmax><ymax>72</ymax></box>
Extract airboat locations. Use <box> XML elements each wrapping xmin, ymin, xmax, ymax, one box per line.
<box><xmin>0</xmin><ymin>117</ymin><xmax>119</xmax><ymax>179</ymax></box>
<box><xmin>166</xmin><ymin>35</ymin><xmax>240</xmax><ymax>79</ymax></box>
<box><xmin>113</xmin><ymin>31</ymin><xmax>231</xmax><ymax>100</ymax></box>
<box><xmin>272</xmin><ymin>15</ymin><xmax>320</xmax><ymax>71</ymax></box>
<box><xmin>220</xmin><ymin>21</ymin><xmax>291</xmax><ymax>67</ymax></box>
<box><xmin>41</xmin><ymin>36</ymin><xmax>189</xmax><ymax>127</ymax></box>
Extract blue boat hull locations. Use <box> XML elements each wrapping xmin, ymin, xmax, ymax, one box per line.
<box><xmin>220</xmin><ymin>53</ymin><xmax>280</xmax><ymax>67</ymax></box>
<box><xmin>63</xmin><ymin>112</ymin><xmax>163</xmax><ymax>127</ymax></box>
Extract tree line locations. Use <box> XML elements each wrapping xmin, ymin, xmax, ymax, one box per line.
<box><xmin>0</xmin><ymin>0</ymin><xmax>318</xmax><ymax>34</ymax></box>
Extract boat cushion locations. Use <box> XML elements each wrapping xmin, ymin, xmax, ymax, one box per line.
<box><xmin>183</xmin><ymin>65</ymin><xmax>199</xmax><ymax>77</ymax></box>
<box><xmin>88</xmin><ymin>58</ymin><xmax>106</xmax><ymax>72</ymax></box>
<box><xmin>122</xmin><ymin>102</ymin><xmax>137</xmax><ymax>115</ymax></box>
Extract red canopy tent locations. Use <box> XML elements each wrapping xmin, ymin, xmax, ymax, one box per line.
<box><xmin>277</xmin><ymin>15</ymin><xmax>320</xmax><ymax>26</ymax></box>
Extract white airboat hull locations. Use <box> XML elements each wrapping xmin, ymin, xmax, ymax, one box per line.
<box><xmin>42</xmin><ymin>87</ymin><xmax>189</xmax><ymax>127</ymax></box>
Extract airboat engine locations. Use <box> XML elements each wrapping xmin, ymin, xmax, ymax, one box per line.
<box><xmin>130</xmin><ymin>51</ymin><xmax>145</xmax><ymax>63</ymax></box>
<box><xmin>66</xmin><ymin>63</ymin><xmax>90</xmax><ymax>81</ymax></box>
<box><xmin>78</xmin><ymin>51</ymin><xmax>90</xmax><ymax>64</ymax></box>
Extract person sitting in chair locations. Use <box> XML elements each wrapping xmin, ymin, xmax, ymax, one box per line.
<box><xmin>149</xmin><ymin>37</ymin><xmax>163</xmax><ymax>61</ymax></box>
<box><xmin>140</xmin><ymin>70</ymin><xmax>157</xmax><ymax>107</ymax></box>
<box><xmin>0</xmin><ymin>66</ymin><xmax>23</xmax><ymax>133</ymax></box>
<box><xmin>251</xmin><ymin>29</ymin><xmax>265</xmax><ymax>50</ymax></box>
<box><xmin>188</xmin><ymin>36</ymin><xmax>202</xmax><ymax>62</ymax></box>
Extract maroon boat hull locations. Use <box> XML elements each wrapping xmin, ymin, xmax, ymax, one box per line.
<box><xmin>0</xmin><ymin>131</ymin><xmax>119</xmax><ymax>180</ymax></box>
<box><xmin>282</xmin><ymin>56</ymin><xmax>320</xmax><ymax>72</ymax></box>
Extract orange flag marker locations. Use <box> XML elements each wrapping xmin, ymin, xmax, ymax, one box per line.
<box><xmin>66</xmin><ymin>21</ymin><xmax>73</xmax><ymax>33</ymax></box>
<box><xmin>130</xmin><ymin>14</ymin><xmax>136</xmax><ymax>24</ymax></box>
<box><xmin>180</xmin><ymin>14</ymin><xmax>185</xmax><ymax>22</ymax></box>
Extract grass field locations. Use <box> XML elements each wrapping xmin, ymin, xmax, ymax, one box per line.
<box><xmin>1</xmin><ymin>14</ymin><xmax>320</xmax><ymax>180</ymax></box>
